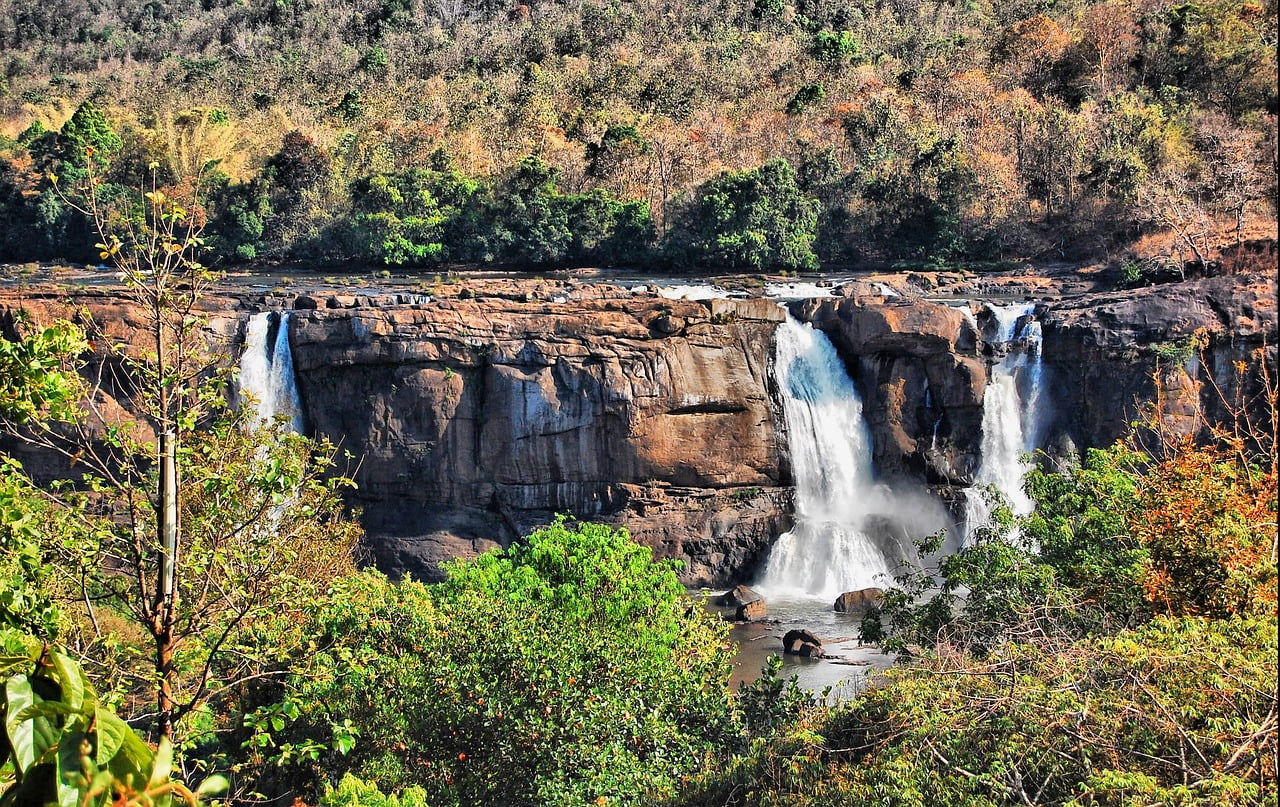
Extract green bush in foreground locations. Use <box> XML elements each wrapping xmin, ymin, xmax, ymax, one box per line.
<box><xmin>0</xmin><ymin>629</ymin><xmax>226</xmax><ymax>806</ymax></box>
<box><xmin>256</xmin><ymin>518</ymin><xmax>737</xmax><ymax>806</ymax></box>
<box><xmin>677</xmin><ymin>616</ymin><xmax>1276</xmax><ymax>807</ymax></box>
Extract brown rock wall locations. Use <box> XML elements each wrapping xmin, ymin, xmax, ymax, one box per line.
<box><xmin>287</xmin><ymin>292</ymin><xmax>789</xmax><ymax>584</ymax></box>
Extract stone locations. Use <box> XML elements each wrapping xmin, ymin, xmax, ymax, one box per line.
<box><xmin>906</xmin><ymin>272</ymin><xmax>936</xmax><ymax>291</ymax></box>
<box><xmin>834</xmin><ymin>587</ymin><xmax>885</xmax><ymax>613</ymax></box>
<box><xmin>705</xmin><ymin>297</ymin><xmax>787</xmax><ymax>322</ymax></box>
<box><xmin>651</xmin><ymin>314</ymin><xmax>684</xmax><ymax>335</ymax></box>
<box><xmin>715</xmin><ymin>584</ymin><xmax>763</xmax><ymax>607</ymax></box>
<box><xmin>735</xmin><ymin>599</ymin><xmax>766</xmax><ymax>621</ymax></box>
<box><xmin>782</xmin><ymin>628</ymin><xmax>823</xmax><ymax>657</ymax></box>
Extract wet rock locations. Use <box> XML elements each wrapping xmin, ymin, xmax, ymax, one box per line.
<box><xmin>716</xmin><ymin>585</ymin><xmax>763</xmax><ymax>608</ymax></box>
<box><xmin>834</xmin><ymin>587</ymin><xmax>885</xmax><ymax>613</ymax></box>
<box><xmin>735</xmin><ymin>599</ymin><xmax>767</xmax><ymax>621</ymax></box>
<box><xmin>783</xmin><ymin>628</ymin><xmax>824</xmax><ymax>657</ymax></box>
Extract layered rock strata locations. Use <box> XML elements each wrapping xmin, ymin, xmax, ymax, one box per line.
<box><xmin>286</xmin><ymin>290</ymin><xmax>791</xmax><ymax>585</ymax></box>
<box><xmin>1</xmin><ymin>270</ymin><xmax>1273</xmax><ymax>586</ymax></box>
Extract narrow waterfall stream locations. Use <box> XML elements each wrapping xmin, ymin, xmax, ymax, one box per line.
<box><xmin>964</xmin><ymin>303</ymin><xmax>1046</xmax><ymax>539</ymax></box>
<box><xmin>758</xmin><ymin>317</ymin><xmax>906</xmax><ymax>600</ymax></box>
<box><xmin>238</xmin><ymin>311</ymin><xmax>305</xmax><ymax>432</ymax></box>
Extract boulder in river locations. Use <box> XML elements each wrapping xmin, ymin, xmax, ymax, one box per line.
<box><xmin>716</xmin><ymin>584</ymin><xmax>763</xmax><ymax>608</ymax></box>
<box><xmin>783</xmin><ymin>628</ymin><xmax>824</xmax><ymax>657</ymax></box>
<box><xmin>735</xmin><ymin>599</ymin><xmax>767</xmax><ymax>621</ymax></box>
<box><xmin>834</xmin><ymin>587</ymin><xmax>885</xmax><ymax>614</ymax></box>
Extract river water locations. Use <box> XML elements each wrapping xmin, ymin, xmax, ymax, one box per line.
<box><xmin>702</xmin><ymin>593</ymin><xmax>897</xmax><ymax>696</ymax></box>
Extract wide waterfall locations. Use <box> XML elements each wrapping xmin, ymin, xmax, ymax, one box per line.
<box><xmin>758</xmin><ymin>317</ymin><xmax>942</xmax><ymax>600</ymax></box>
<box><xmin>964</xmin><ymin>303</ymin><xmax>1045</xmax><ymax>539</ymax></box>
<box><xmin>238</xmin><ymin>311</ymin><xmax>304</xmax><ymax>433</ymax></box>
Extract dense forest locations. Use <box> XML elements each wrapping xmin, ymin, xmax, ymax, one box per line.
<box><xmin>0</xmin><ymin>0</ymin><xmax>1276</xmax><ymax>271</ymax></box>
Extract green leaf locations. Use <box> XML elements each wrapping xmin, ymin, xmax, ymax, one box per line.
<box><xmin>196</xmin><ymin>774</ymin><xmax>230</xmax><ymax>797</ymax></box>
<box><xmin>56</xmin><ymin>729</ymin><xmax>87</xmax><ymax>807</ymax></box>
<box><xmin>95</xmin><ymin>707</ymin><xmax>152</xmax><ymax>775</ymax></box>
<box><xmin>93</xmin><ymin>707</ymin><xmax>129</xmax><ymax>768</ymax></box>
<box><xmin>14</xmin><ymin>700</ymin><xmax>77</xmax><ymax>721</ymax></box>
<box><xmin>49</xmin><ymin>654</ymin><xmax>83</xmax><ymax>713</ymax></box>
<box><xmin>148</xmin><ymin>735</ymin><xmax>173</xmax><ymax>789</ymax></box>
<box><xmin>5</xmin><ymin>674</ymin><xmax>38</xmax><ymax>773</ymax></box>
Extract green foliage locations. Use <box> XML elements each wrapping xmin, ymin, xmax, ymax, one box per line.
<box><xmin>356</xmin><ymin>47</ymin><xmax>389</xmax><ymax>76</ymax></box>
<box><xmin>345</xmin><ymin>155</ymin><xmax>653</xmax><ymax>268</ymax></box>
<box><xmin>0</xmin><ymin>630</ymin><xmax>226</xmax><ymax>806</ymax></box>
<box><xmin>0</xmin><ymin>321</ymin><xmax>87</xmax><ymax>426</ymax></box>
<box><xmin>1022</xmin><ymin>447</ymin><xmax>1149</xmax><ymax>626</ymax></box>
<box><xmin>57</xmin><ymin>102</ymin><xmax>123</xmax><ymax>169</ymax></box>
<box><xmin>319</xmin><ymin>775</ymin><xmax>430</xmax><ymax>807</ymax></box>
<box><xmin>585</xmin><ymin>125</ymin><xmax>650</xmax><ymax>181</ymax></box>
<box><xmin>812</xmin><ymin>616</ymin><xmax>1277</xmax><ymax>806</ymax></box>
<box><xmin>863</xmin><ymin>509</ymin><xmax>1069</xmax><ymax>656</ymax></box>
<box><xmin>261</xmin><ymin>519</ymin><xmax>736</xmax><ymax>806</ymax></box>
<box><xmin>0</xmin><ymin>461</ymin><xmax>67</xmax><ymax>640</ymax></box>
<box><xmin>675</xmin><ymin>158</ymin><xmax>820</xmax><ymax>272</ymax></box>
<box><xmin>264</xmin><ymin>130</ymin><xmax>331</xmax><ymax>214</ymax></box>
<box><xmin>786</xmin><ymin>83</ymin><xmax>826</xmax><ymax>115</ymax></box>
<box><xmin>811</xmin><ymin>30</ymin><xmax>863</xmax><ymax>67</ymax></box>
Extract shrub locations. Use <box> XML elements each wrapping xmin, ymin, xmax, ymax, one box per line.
<box><xmin>261</xmin><ymin>519</ymin><xmax>737</xmax><ymax>806</ymax></box>
<box><xmin>674</xmin><ymin>158</ymin><xmax>820</xmax><ymax>272</ymax></box>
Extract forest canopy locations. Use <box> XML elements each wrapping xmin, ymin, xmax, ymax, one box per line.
<box><xmin>0</xmin><ymin>0</ymin><xmax>1275</xmax><ymax>271</ymax></box>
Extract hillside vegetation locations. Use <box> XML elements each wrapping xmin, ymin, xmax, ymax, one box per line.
<box><xmin>0</xmin><ymin>0</ymin><xmax>1275</xmax><ymax>270</ymax></box>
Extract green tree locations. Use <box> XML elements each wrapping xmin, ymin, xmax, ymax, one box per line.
<box><xmin>0</xmin><ymin>161</ymin><xmax>362</xmax><ymax>750</ymax></box>
<box><xmin>675</xmin><ymin>158</ymin><xmax>820</xmax><ymax>272</ymax></box>
<box><xmin>496</xmin><ymin>156</ymin><xmax>574</xmax><ymax>266</ymax></box>
<box><xmin>258</xmin><ymin>519</ymin><xmax>737</xmax><ymax>806</ymax></box>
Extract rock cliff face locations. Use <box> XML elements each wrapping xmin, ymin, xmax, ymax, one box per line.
<box><xmin>287</xmin><ymin>289</ymin><xmax>791</xmax><ymax>585</ymax></box>
<box><xmin>1039</xmin><ymin>273</ymin><xmax>1277</xmax><ymax>449</ymax></box>
<box><xmin>788</xmin><ymin>272</ymin><xmax>1276</xmax><ymax>496</ymax></box>
<box><xmin>1</xmin><ymin>270</ymin><xmax>1273</xmax><ymax>586</ymax></box>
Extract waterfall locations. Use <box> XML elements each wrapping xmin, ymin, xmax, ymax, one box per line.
<box><xmin>758</xmin><ymin>317</ymin><xmax>899</xmax><ymax>599</ymax></box>
<box><xmin>964</xmin><ymin>303</ymin><xmax>1045</xmax><ymax>540</ymax></box>
<box><xmin>238</xmin><ymin>311</ymin><xmax>304</xmax><ymax>433</ymax></box>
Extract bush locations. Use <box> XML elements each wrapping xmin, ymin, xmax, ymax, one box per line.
<box><xmin>674</xmin><ymin>158</ymin><xmax>820</xmax><ymax>272</ymax></box>
<box><xmin>262</xmin><ymin>519</ymin><xmax>737</xmax><ymax>806</ymax></box>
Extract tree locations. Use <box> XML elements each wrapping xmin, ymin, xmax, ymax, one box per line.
<box><xmin>675</xmin><ymin>158</ymin><xmax>820</xmax><ymax>272</ymax></box>
<box><xmin>255</xmin><ymin>519</ymin><xmax>737</xmax><ymax>805</ymax></box>
<box><xmin>1</xmin><ymin>158</ymin><xmax>361</xmax><ymax>748</ymax></box>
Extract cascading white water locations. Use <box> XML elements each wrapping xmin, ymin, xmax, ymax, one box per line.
<box><xmin>758</xmin><ymin>317</ymin><xmax>898</xmax><ymax>599</ymax></box>
<box><xmin>238</xmin><ymin>311</ymin><xmax>304</xmax><ymax>433</ymax></box>
<box><xmin>964</xmin><ymin>303</ymin><xmax>1045</xmax><ymax>540</ymax></box>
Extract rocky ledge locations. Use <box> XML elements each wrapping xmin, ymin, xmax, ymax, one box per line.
<box><xmin>0</xmin><ymin>269</ymin><xmax>1273</xmax><ymax>585</ymax></box>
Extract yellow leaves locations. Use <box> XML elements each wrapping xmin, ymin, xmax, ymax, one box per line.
<box><xmin>144</xmin><ymin>190</ymin><xmax>168</xmax><ymax>206</ymax></box>
<box><xmin>95</xmin><ymin>237</ymin><xmax>123</xmax><ymax>261</ymax></box>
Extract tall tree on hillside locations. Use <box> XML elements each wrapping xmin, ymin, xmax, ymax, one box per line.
<box><xmin>1</xmin><ymin>157</ymin><xmax>361</xmax><ymax>747</ymax></box>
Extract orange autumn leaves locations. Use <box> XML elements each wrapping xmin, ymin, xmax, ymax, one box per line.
<box><xmin>1127</xmin><ymin>349</ymin><xmax>1278</xmax><ymax>619</ymax></box>
<box><xmin>1129</xmin><ymin>433</ymin><xmax>1277</xmax><ymax>618</ymax></box>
